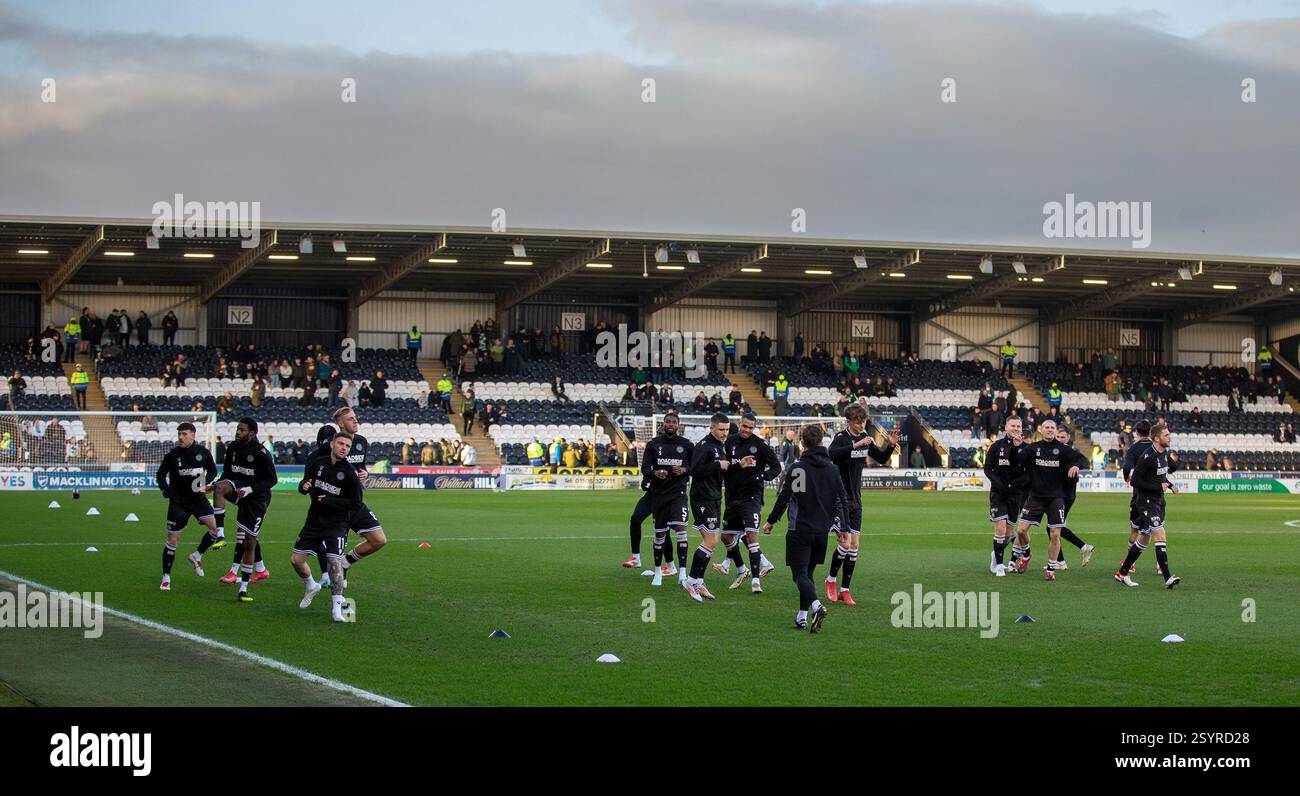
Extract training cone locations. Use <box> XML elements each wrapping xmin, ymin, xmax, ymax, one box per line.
<box><xmin>488</xmin><ymin>629</ymin><xmax>510</xmax><ymax>639</ymax></box>
<box><xmin>1162</xmin><ymin>634</ymin><xmax>1185</xmax><ymax>643</ymax></box>
<box><xmin>85</xmin><ymin>546</ymin><xmax>98</xmax><ymax>553</ymax></box>
<box><xmin>418</xmin><ymin>542</ymin><xmax>431</xmax><ymax>549</ymax></box>
<box><xmin>124</xmin><ymin>513</ymin><xmax>139</xmax><ymax>522</ymax></box>
<box><xmin>596</xmin><ymin>653</ymin><xmax>621</xmax><ymax>664</ymax></box>
<box><xmin>47</xmin><ymin>500</ymin><xmax>60</xmax><ymax>509</ymax></box>
<box><xmin>1015</xmin><ymin>615</ymin><xmax>1036</xmax><ymax>623</ymax></box>
<box><xmin>85</xmin><ymin>507</ymin><xmax>100</xmax><ymax>516</ymax></box>
<box><xmin>131</xmin><ymin>488</ymin><xmax>141</xmax><ymax>495</ymax></box>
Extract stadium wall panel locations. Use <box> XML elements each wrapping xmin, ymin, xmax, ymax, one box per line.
<box><xmin>793</xmin><ymin>304</ymin><xmax>904</xmax><ymax>358</ymax></box>
<box><xmin>207</xmin><ymin>293</ymin><xmax>345</xmax><ymax>349</ymax></box>
<box><xmin>1055</xmin><ymin>317</ymin><xmax>1162</xmax><ymax>366</ymax></box>
<box><xmin>1177</xmin><ymin>318</ymin><xmax>1254</xmax><ymax>367</ymax></box>
<box><xmin>49</xmin><ymin>284</ymin><xmax>202</xmax><ymax>346</ymax></box>
<box><xmin>648</xmin><ymin>298</ymin><xmax>778</xmax><ymax>346</ymax></box>
<box><xmin>359</xmin><ymin>290</ymin><xmax>496</xmax><ymax>352</ymax></box>
<box><xmin>920</xmin><ymin>306</ymin><xmax>1038</xmax><ymax>365</ymax></box>
<box><xmin>515</xmin><ymin>295</ymin><xmax>639</xmax><ymax>348</ymax></box>
<box><xmin>0</xmin><ymin>287</ymin><xmax>40</xmax><ymax>344</ymax></box>
<box><xmin>1269</xmin><ymin>317</ymin><xmax>1300</xmax><ymax>343</ymax></box>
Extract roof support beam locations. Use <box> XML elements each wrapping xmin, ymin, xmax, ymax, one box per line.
<box><xmin>918</xmin><ymin>257</ymin><xmax>1062</xmax><ymax>321</ymax></box>
<box><xmin>780</xmin><ymin>249</ymin><xmax>920</xmax><ymax>318</ymax></box>
<box><xmin>497</xmin><ymin>238</ymin><xmax>610</xmax><ymax>310</ymax></box>
<box><xmin>647</xmin><ymin>245</ymin><xmax>768</xmax><ymax>314</ymax></box>
<box><xmin>349</xmin><ymin>234</ymin><xmax>448</xmax><ymax>308</ymax></box>
<box><xmin>41</xmin><ymin>225</ymin><xmax>104</xmax><ymax>303</ymax></box>
<box><xmin>1176</xmin><ymin>282</ymin><xmax>1295</xmax><ymax>328</ymax></box>
<box><xmin>1041</xmin><ymin>266</ymin><xmax>1184</xmax><ymax>325</ymax></box>
<box><xmin>198</xmin><ymin>230</ymin><xmax>278</xmax><ymax>303</ymax></box>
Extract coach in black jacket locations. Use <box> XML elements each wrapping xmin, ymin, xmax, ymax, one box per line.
<box><xmin>763</xmin><ymin>425</ymin><xmax>848</xmax><ymax>634</ymax></box>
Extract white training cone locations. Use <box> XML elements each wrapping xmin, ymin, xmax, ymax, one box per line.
<box><xmin>595</xmin><ymin>653</ymin><xmax>621</xmax><ymax>664</ymax></box>
<box><xmin>1162</xmin><ymin>634</ymin><xmax>1185</xmax><ymax>643</ymax></box>
<box><xmin>85</xmin><ymin>546</ymin><xmax>98</xmax><ymax>553</ymax></box>
<box><xmin>48</xmin><ymin>500</ymin><xmax>60</xmax><ymax>509</ymax></box>
<box><xmin>85</xmin><ymin>507</ymin><xmax>100</xmax><ymax>516</ymax></box>
<box><xmin>124</xmin><ymin>513</ymin><xmax>139</xmax><ymax>522</ymax></box>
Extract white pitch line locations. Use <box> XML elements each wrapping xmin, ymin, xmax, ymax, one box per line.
<box><xmin>0</xmin><ymin>568</ymin><xmax>409</xmax><ymax>708</ymax></box>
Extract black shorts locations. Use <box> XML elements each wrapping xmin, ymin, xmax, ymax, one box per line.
<box><xmin>1132</xmin><ymin>494</ymin><xmax>1166</xmax><ymax>533</ymax></box>
<box><xmin>1019</xmin><ymin>496</ymin><xmax>1067</xmax><ymax>528</ymax></box>
<box><xmin>988</xmin><ymin>491</ymin><xmax>1024</xmax><ymax>523</ymax></box>
<box><xmin>231</xmin><ymin>493</ymin><xmax>271</xmax><ymax>537</ymax></box>
<box><xmin>843</xmin><ymin>501</ymin><xmax>863</xmax><ymax>535</ymax></box>
<box><xmin>349</xmin><ymin>502</ymin><xmax>382</xmax><ymax>535</ymax></box>
<box><xmin>690</xmin><ymin>498</ymin><xmax>720</xmax><ymax>532</ymax></box>
<box><xmin>786</xmin><ymin>528</ymin><xmax>830</xmax><ymax>569</ymax></box>
<box><xmin>723</xmin><ymin>497</ymin><xmax>762</xmax><ymax>535</ymax></box>
<box><xmin>292</xmin><ymin>523</ymin><xmax>348</xmax><ymax>559</ymax></box>
<box><xmin>166</xmin><ymin>497</ymin><xmax>214</xmax><ymax>532</ymax></box>
<box><xmin>651</xmin><ymin>494</ymin><xmax>689</xmax><ymax>530</ymax></box>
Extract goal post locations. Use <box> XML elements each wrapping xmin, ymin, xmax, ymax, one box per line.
<box><xmin>0</xmin><ymin>411</ymin><xmax>217</xmax><ymax>489</ymax></box>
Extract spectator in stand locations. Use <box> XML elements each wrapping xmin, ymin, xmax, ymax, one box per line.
<box><xmin>357</xmin><ymin>381</ymin><xmax>372</xmax><ymax>407</ymax></box>
<box><xmin>504</xmin><ymin>338</ymin><xmax>523</xmax><ymax>375</ymax></box>
<box><xmin>758</xmin><ymin>331</ymin><xmax>772</xmax><ymax>364</ymax></box>
<box><xmin>161</xmin><ymin>311</ymin><xmax>178</xmax><ymax>346</ymax></box>
<box><xmin>289</xmin><ymin>356</ymin><xmax>305</xmax><ymax>389</ymax></box>
<box><xmin>728</xmin><ymin>384</ymin><xmax>743</xmax><ymax>412</ymax></box>
<box><xmin>1104</xmin><ymin>371</ymin><xmax>1120</xmax><ymax>402</ymax></box>
<box><xmin>115</xmin><ymin>310</ymin><xmax>132</xmax><ymax>348</ymax></box>
<box><xmin>984</xmin><ymin>404</ymin><xmax>1004</xmax><ymax>439</ymax></box>
<box><xmin>342</xmin><ymin>379</ymin><xmax>359</xmax><ymax>409</ymax></box>
<box><xmin>292</xmin><ymin>438</ymin><xmax>307</xmax><ymax>464</ymax></box>
<box><xmin>1102</xmin><ymin>346</ymin><xmax>1118</xmax><ymax>374</ymax></box>
<box><xmin>1227</xmin><ymin>388</ymin><xmax>1242</xmax><ymax>413</ymax></box>
<box><xmin>1188</xmin><ymin>406</ymin><xmax>1203</xmax><ymax>427</ymax></box>
<box><xmin>371</xmin><ymin>370</ymin><xmax>389</xmax><ymax>407</ymax></box>
<box><xmin>432</xmin><ymin>372</ymin><xmax>452</xmax><ymax>414</ymax></box>
<box><xmin>191</xmin><ymin>399</ymin><xmax>205</xmax><ymax>413</ymax></box>
<box><xmin>217</xmin><ymin>392</ymin><xmax>236</xmax><ymax>417</ymax></box>
<box><xmin>479</xmin><ymin>403</ymin><xmax>496</xmax><ymax>434</ymax></box>
<box><xmin>970</xmin><ymin>407</ymin><xmax>984</xmax><ymax>439</ymax></box>
<box><xmin>274</xmin><ymin>358</ymin><xmax>290</xmax><ymax>388</ymax></box>
<box><xmin>418</xmin><ymin>439</ymin><xmax>436</xmax><ymax>465</ymax></box>
<box><xmin>1274</xmin><ymin>424</ymin><xmax>1288</xmax><ymax>444</ymax></box>
<box><xmin>692</xmin><ymin>390</ymin><xmax>708</xmax><ymax>410</ymax></box>
<box><xmin>417</xmin><ymin>389</ymin><xmax>429</xmax><ymax>410</ymax></box>
<box><xmin>1286</xmin><ymin>424</ymin><xmax>1297</xmax><ymax>444</ymax></box>
<box><xmin>70</xmin><ymin>364</ymin><xmax>89</xmax><ymax>409</ymax></box>
<box><xmin>300</xmin><ymin>377</ymin><xmax>317</xmax><ymax>406</ymax></box>
<box><xmin>978</xmin><ymin>383</ymin><xmax>994</xmax><ymax>412</ymax></box>
<box><xmin>909</xmin><ymin>446</ymin><xmax>926</xmax><ymax>468</ymax></box>
<box><xmin>1206</xmin><ymin>448</ymin><xmax>1220</xmax><ymax>471</ymax></box>
<box><xmin>621</xmin><ymin>383</ymin><xmax>637</xmax><ymax>403</ymax></box>
<box><xmin>551</xmin><ymin>375</ymin><xmax>568</xmax><ymax>401</ymax></box>
<box><xmin>402</xmin><ymin>437</ymin><xmax>419</xmax><ymax>465</ymax></box>
<box><xmin>843</xmin><ymin>350</ymin><xmax>860</xmax><ymax>379</ymax></box>
<box><xmin>460</xmin><ymin>346</ymin><xmax>478</xmax><ymax>380</ymax></box>
<box><xmin>327</xmin><ymin>373</ymin><xmax>342</xmax><ymax>407</ymax></box>
<box><xmin>745</xmin><ymin>330</ymin><xmax>758</xmax><ymax>366</ymax></box>
<box><xmin>999</xmin><ymin>340</ymin><xmax>1017</xmax><ymax>378</ymax></box>
<box><xmin>76</xmin><ymin>307</ymin><xmax>91</xmax><ymax>355</ymax></box>
<box><xmin>461</xmin><ymin>442</ymin><xmax>477</xmax><ymax>466</ymax></box>
<box><xmin>708</xmin><ymin>390</ymin><xmax>723</xmax><ymax>410</ymax></box>
<box><xmin>7</xmin><ymin>371</ymin><xmax>26</xmax><ymax>403</ymax></box>
<box><xmin>1090</xmin><ymin>350</ymin><xmax>1103</xmax><ymax>384</ymax></box>
<box><xmin>136</xmin><ymin>311</ymin><xmax>151</xmax><ymax>346</ymax></box>
<box><xmin>636</xmin><ymin>380</ymin><xmax>654</xmax><ymax>401</ymax></box>
<box><xmin>704</xmin><ymin>338</ymin><xmax>719</xmax><ymax>374</ymax></box>
<box><xmin>460</xmin><ymin>389</ymin><xmax>476</xmax><ymax>434</ymax></box>
<box><xmin>658</xmin><ymin>384</ymin><xmax>674</xmax><ymax>407</ymax></box>
<box><xmin>792</xmin><ymin>332</ymin><xmax>805</xmax><ymax>366</ymax></box>
<box><xmin>141</xmin><ymin>411</ymin><xmax>158</xmax><ymax>431</ymax></box>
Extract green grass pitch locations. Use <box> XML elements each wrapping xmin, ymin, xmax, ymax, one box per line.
<box><xmin>1</xmin><ymin>489</ymin><xmax>1297</xmax><ymax>706</ymax></box>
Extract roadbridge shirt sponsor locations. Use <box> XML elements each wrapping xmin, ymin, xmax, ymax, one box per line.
<box><xmin>1015</xmin><ymin>440</ymin><xmax>1087</xmax><ymax>499</ymax></box>
<box><xmin>984</xmin><ymin>437</ymin><xmax>1029</xmax><ymax>494</ymax></box>
<box><xmin>642</xmin><ymin>434</ymin><xmax>693</xmax><ymax>497</ymax></box>
<box><xmin>156</xmin><ymin>445</ymin><xmax>217</xmax><ymax>498</ymax></box>
<box><xmin>220</xmin><ymin>438</ymin><xmax>277</xmax><ymax>496</ymax></box>
<box><xmin>303</xmin><ymin>458</ymin><xmax>362</xmax><ymax>527</ymax></box>
<box><xmin>723</xmin><ymin>433</ymin><xmax>781</xmax><ymax>500</ymax></box>
<box><xmin>828</xmin><ymin>429</ymin><xmax>895</xmax><ymax>500</ymax></box>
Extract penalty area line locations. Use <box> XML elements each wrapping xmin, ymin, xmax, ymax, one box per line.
<box><xmin>0</xmin><ymin>568</ymin><xmax>409</xmax><ymax>708</ymax></box>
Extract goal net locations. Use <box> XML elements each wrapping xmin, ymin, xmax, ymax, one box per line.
<box><xmin>0</xmin><ymin>411</ymin><xmax>217</xmax><ymax>485</ymax></box>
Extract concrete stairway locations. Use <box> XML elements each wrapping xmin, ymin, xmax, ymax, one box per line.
<box><xmin>1009</xmin><ymin>374</ymin><xmax>1093</xmax><ymax>458</ymax></box>
<box><xmin>64</xmin><ymin>352</ymin><xmax>118</xmax><ymax>449</ymax></box>
<box><xmin>418</xmin><ymin>359</ymin><xmax>500</xmax><ymax>467</ymax></box>
<box><xmin>730</xmin><ymin>376</ymin><xmax>777</xmax><ymax>416</ymax></box>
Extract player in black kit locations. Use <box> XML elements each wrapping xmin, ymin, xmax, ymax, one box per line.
<box><xmin>1050</xmin><ymin>425</ymin><xmax>1095</xmax><ymax>570</ymax></box>
<box><xmin>984</xmin><ymin>416</ymin><xmax>1028</xmax><ymax>577</ymax></box>
<box><xmin>156</xmin><ymin>422</ymin><xmax>219</xmax><ymax>591</ymax></box>
<box><xmin>621</xmin><ymin>477</ymin><xmax>653</xmax><ymax>571</ymax></box>
<box><xmin>310</xmin><ymin>407</ymin><xmax>387</xmax><ymax>588</ymax></box>
<box><xmin>1010</xmin><ymin>418</ymin><xmax>1088</xmax><ymax>580</ymax></box>
<box><xmin>682</xmin><ymin>412</ymin><xmax>731</xmax><ymax>601</ymax></box>
<box><xmin>292</xmin><ymin>432</ymin><xmax>364</xmax><ymax>622</ymax></box>
<box><xmin>720</xmin><ymin>413</ymin><xmax>781</xmax><ymax>593</ymax></box>
<box><xmin>1115</xmin><ymin>422</ymin><xmax>1181</xmax><ymax>589</ymax></box>
<box><xmin>641</xmin><ymin>411</ymin><xmax>694</xmax><ymax>587</ymax></box>
<box><xmin>209</xmin><ymin>418</ymin><xmax>277</xmax><ymax>588</ymax></box>
<box><xmin>825</xmin><ymin>403</ymin><xmax>897</xmax><ymax>604</ymax></box>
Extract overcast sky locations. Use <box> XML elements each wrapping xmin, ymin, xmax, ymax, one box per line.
<box><xmin>1</xmin><ymin>0</ymin><xmax>1297</xmax><ymax>256</ymax></box>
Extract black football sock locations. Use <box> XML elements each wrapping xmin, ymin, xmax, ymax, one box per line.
<box><xmin>827</xmin><ymin>544</ymin><xmax>847</xmax><ymax>578</ymax></box>
<box><xmin>1119</xmin><ymin>539</ymin><xmax>1145</xmax><ymax>575</ymax></box>
<box><xmin>1154</xmin><ymin>541</ymin><xmax>1171</xmax><ymax>579</ymax></box>
<box><xmin>726</xmin><ymin>539</ymin><xmax>746</xmax><ymax>570</ymax></box>
<box><xmin>345</xmin><ymin>550</ymin><xmax>362</xmax><ymax>565</ymax></box>
<box><xmin>254</xmin><ymin>540</ymin><xmax>263</xmax><ymax>565</ymax></box>
<box><xmin>214</xmin><ymin>507</ymin><xmax>225</xmax><ymax>533</ymax></box>
<box><xmin>747</xmin><ymin>541</ymin><xmax>762</xmax><ymax>573</ymax></box>
<box><xmin>993</xmin><ymin>534</ymin><xmax>1009</xmax><ymax>564</ymax></box>
<box><xmin>196</xmin><ymin>531</ymin><xmax>217</xmax><ymax>555</ymax></box>
<box><xmin>162</xmin><ymin>541</ymin><xmax>176</xmax><ymax>575</ymax></box>
<box><xmin>689</xmin><ymin>545</ymin><xmax>712</xmax><ymax>579</ymax></box>
<box><xmin>629</xmin><ymin>518</ymin><xmax>641</xmax><ymax>556</ymax></box>
<box><xmin>841</xmin><ymin>549</ymin><xmax>858</xmax><ymax>589</ymax></box>
<box><xmin>231</xmin><ymin>532</ymin><xmax>245</xmax><ymax>565</ymax></box>
<box><xmin>1059</xmin><ymin>526</ymin><xmax>1086</xmax><ymax>551</ymax></box>
<box><xmin>675</xmin><ymin>529</ymin><xmax>689</xmax><ymax>568</ymax></box>
<box><xmin>238</xmin><ymin>563</ymin><xmax>253</xmax><ymax>593</ymax></box>
<box><xmin>653</xmin><ymin>530</ymin><xmax>667</xmax><ymax>567</ymax></box>
<box><xmin>316</xmin><ymin>549</ymin><xmax>331</xmax><ymax>577</ymax></box>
